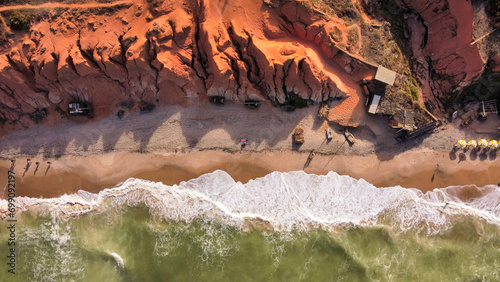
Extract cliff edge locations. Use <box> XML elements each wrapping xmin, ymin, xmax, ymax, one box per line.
<box><xmin>0</xmin><ymin>0</ymin><xmax>377</xmax><ymax>133</ymax></box>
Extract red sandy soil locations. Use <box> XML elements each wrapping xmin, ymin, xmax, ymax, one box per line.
<box><xmin>399</xmin><ymin>0</ymin><xmax>484</xmax><ymax>112</ymax></box>
<box><xmin>0</xmin><ymin>0</ymin><xmax>493</xmax><ymax>134</ymax></box>
<box><xmin>0</xmin><ymin>0</ymin><xmax>378</xmax><ymax>134</ymax></box>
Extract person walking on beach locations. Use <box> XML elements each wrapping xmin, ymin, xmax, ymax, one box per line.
<box><xmin>9</xmin><ymin>159</ymin><xmax>15</xmax><ymax>172</ymax></box>
<box><xmin>23</xmin><ymin>158</ymin><xmax>31</xmax><ymax>177</ymax></box>
<box><xmin>45</xmin><ymin>161</ymin><xmax>52</xmax><ymax>176</ymax></box>
<box><xmin>33</xmin><ymin>161</ymin><xmax>40</xmax><ymax>175</ymax></box>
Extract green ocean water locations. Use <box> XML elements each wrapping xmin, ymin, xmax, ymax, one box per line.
<box><xmin>1</xmin><ymin>207</ymin><xmax>499</xmax><ymax>281</ymax></box>
<box><xmin>1</xmin><ymin>171</ymin><xmax>500</xmax><ymax>281</ymax></box>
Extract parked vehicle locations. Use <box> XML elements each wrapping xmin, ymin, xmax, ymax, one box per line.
<box><xmin>326</xmin><ymin>128</ymin><xmax>333</xmax><ymax>140</ymax></box>
<box><xmin>69</xmin><ymin>102</ymin><xmax>92</xmax><ymax>117</ymax></box>
<box><xmin>344</xmin><ymin>129</ymin><xmax>355</xmax><ymax>145</ymax></box>
<box><xmin>210</xmin><ymin>96</ymin><xmax>225</xmax><ymax>105</ymax></box>
<box><xmin>244</xmin><ymin>100</ymin><xmax>260</xmax><ymax>108</ymax></box>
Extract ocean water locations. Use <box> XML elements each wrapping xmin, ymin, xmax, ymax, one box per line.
<box><xmin>1</xmin><ymin>170</ymin><xmax>500</xmax><ymax>281</ymax></box>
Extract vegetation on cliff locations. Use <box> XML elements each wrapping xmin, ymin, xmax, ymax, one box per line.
<box><xmin>319</xmin><ymin>0</ymin><xmax>418</xmax><ymax>114</ymax></box>
<box><xmin>9</xmin><ymin>12</ymin><xmax>31</xmax><ymax>30</ymax></box>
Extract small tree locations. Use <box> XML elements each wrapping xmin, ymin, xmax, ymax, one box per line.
<box><xmin>10</xmin><ymin>12</ymin><xmax>30</xmax><ymax>31</ymax></box>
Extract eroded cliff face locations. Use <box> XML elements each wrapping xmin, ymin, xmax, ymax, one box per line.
<box><xmin>0</xmin><ymin>0</ymin><xmax>376</xmax><ymax>133</ymax></box>
<box><xmin>400</xmin><ymin>0</ymin><xmax>485</xmax><ymax>112</ymax></box>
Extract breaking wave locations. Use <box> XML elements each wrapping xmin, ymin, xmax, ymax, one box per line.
<box><xmin>108</xmin><ymin>252</ymin><xmax>125</xmax><ymax>269</ymax></box>
<box><xmin>1</xmin><ymin>170</ymin><xmax>500</xmax><ymax>234</ymax></box>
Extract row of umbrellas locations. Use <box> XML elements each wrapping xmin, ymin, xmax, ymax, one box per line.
<box><xmin>455</xmin><ymin>139</ymin><xmax>498</xmax><ymax>150</ymax></box>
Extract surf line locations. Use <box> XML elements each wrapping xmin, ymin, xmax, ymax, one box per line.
<box><xmin>6</xmin><ymin>169</ymin><xmax>17</xmax><ymax>275</ymax></box>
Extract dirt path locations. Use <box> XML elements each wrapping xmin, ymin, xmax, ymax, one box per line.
<box><xmin>290</xmin><ymin>38</ymin><xmax>375</xmax><ymax>127</ymax></box>
<box><xmin>0</xmin><ymin>0</ymin><xmax>133</xmax><ymax>12</ymax></box>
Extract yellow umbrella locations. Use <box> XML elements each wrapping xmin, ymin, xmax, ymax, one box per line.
<box><xmin>455</xmin><ymin>140</ymin><xmax>467</xmax><ymax>149</ymax></box>
<box><xmin>467</xmin><ymin>140</ymin><xmax>477</xmax><ymax>149</ymax></box>
<box><xmin>479</xmin><ymin>139</ymin><xmax>488</xmax><ymax>149</ymax></box>
<box><xmin>489</xmin><ymin>140</ymin><xmax>498</xmax><ymax>149</ymax></box>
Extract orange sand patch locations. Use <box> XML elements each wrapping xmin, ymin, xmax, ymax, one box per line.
<box><xmin>298</xmin><ymin>41</ymin><xmax>373</xmax><ymax>127</ymax></box>
<box><xmin>447</xmin><ymin>0</ymin><xmax>485</xmax><ymax>75</ymax></box>
<box><xmin>259</xmin><ymin>37</ymin><xmax>373</xmax><ymax>127</ymax></box>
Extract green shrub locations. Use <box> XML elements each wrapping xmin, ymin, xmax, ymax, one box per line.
<box><xmin>10</xmin><ymin>12</ymin><xmax>30</xmax><ymax>31</ymax></box>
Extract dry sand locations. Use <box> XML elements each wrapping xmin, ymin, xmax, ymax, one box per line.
<box><xmin>0</xmin><ymin>102</ymin><xmax>499</xmax><ymax>199</ymax></box>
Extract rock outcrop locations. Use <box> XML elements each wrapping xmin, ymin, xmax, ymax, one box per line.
<box><xmin>401</xmin><ymin>0</ymin><xmax>484</xmax><ymax>112</ymax></box>
<box><xmin>0</xmin><ymin>0</ymin><xmax>376</xmax><ymax>133</ymax></box>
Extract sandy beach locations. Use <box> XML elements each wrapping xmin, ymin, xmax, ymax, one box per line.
<box><xmin>1</xmin><ymin>149</ymin><xmax>500</xmax><ymax>199</ymax></box>
<box><xmin>0</xmin><ymin>102</ymin><xmax>499</xmax><ymax>199</ymax></box>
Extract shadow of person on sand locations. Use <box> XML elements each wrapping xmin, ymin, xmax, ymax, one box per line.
<box><xmin>45</xmin><ymin>162</ymin><xmax>52</xmax><ymax>176</ymax></box>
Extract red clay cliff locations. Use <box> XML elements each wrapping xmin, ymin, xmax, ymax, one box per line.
<box><xmin>0</xmin><ymin>0</ymin><xmax>494</xmax><ymax>134</ymax></box>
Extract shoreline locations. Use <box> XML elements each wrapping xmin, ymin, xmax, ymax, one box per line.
<box><xmin>1</xmin><ymin>149</ymin><xmax>499</xmax><ymax>199</ymax></box>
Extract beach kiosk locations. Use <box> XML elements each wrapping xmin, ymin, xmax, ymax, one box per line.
<box><xmin>364</xmin><ymin>66</ymin><xmax>397</xmax><ymax>115</ymax></box>
<box><xmin>374</xmin><ymin>65</ymin><xmax>397</xmax><ymax>86</ymax></box>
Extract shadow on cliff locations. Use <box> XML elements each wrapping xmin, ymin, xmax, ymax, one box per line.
<box><xmin>0</xmin><ymin>101</ymin><xmax>442</xmax><ymax>163</ymax></box>
<box><xmin>0</xmin><ymin>124</ymin><xmax>71</xmax><ymax>159</ymax></box>
<box><xmin>178</xmin><ymin>102</ymin><xmax>315</xmax><ymax>150</ymax></box>
<box><xmin>0</xmin><ymin>105</ymin><xmax>177</xmax><ymax>158</ymax></box>
<box><xmin>0</xmin><ymin>101</ymin><xmax>315</xmax><ymax>157</ymax></box>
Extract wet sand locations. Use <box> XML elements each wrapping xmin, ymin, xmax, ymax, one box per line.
<box><xmin>1</xmin><ymin>149</ymin><xmax>499</xmax><ymax>199</ymax></box>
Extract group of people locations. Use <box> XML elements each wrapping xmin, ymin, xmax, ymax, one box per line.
<box><xmin>10</xmin><ymin>159</ymin><xmax>52</xmax><ymax>176</ymax></box>
<box><xmin>454</xmin><ymin>139</ymin><xmax>499</xmax><ymax>150</ymax></box>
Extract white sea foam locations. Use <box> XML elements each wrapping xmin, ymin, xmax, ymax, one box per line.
<box><xmin>1</xmin><ymin>170</ymin><xmax>500</xmax><ymax>234</ymax></box>
<box><xmin>108</xmin><ymin>252</ymin><xmax>125</xmax><ymax>269</ymax></box>
<box><xmin>20</xmin><ymin>215</ymin><xmax>84</xmax><ymax>280</ymax></box>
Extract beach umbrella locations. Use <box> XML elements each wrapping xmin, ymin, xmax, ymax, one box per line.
<box><xmin>479</xmin><ymin>139</ymin><xmax>488</xmax><ymax>149</ymax></box>
<box><xmin>489</xmin><ymin>140</ymin><xmax>498</xmax><ymax>149</ymax></box>
<box><xmin>467</xmin><ymin>140</ymin><xmax>477</xmax><ymax>149</ymax></box>
<box><xmin>455</xmin><ymin>140</ymin><xmax>467</xmax><ymax>149</ymax></box>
